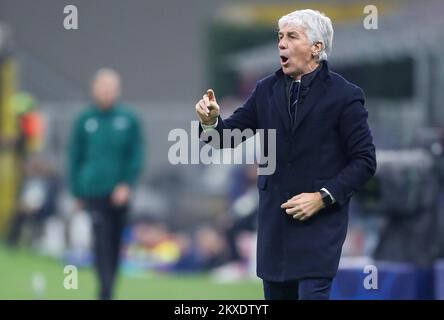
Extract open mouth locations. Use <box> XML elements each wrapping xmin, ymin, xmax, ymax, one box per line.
<box><xmin>280</xmin><ymin>55</ymin><xmax>289</xmax><ymax>64</ymax></box>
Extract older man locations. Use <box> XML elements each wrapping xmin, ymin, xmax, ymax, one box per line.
<box><xmin>68</xmin><ymin>69</ymin><xmax>144</xmax><ymax>300</ymax></box>
<box><xmin>195</xmin><ymin>10</ymin><xmax>376</xmax><ymax>299</ymax></box>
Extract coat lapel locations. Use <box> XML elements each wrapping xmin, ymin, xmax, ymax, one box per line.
<box><xmin>292</xmin><ymin>62</ymin><xmax>330</xmax><ymax>132</ymax></box>
<box><xmin>270</xmin><ymin>75</ymin><xmax>291</xmax><ymax>132</ymax></box>
<box><xmin>292</xmin><ymin>80</ymin><xmax>327</xmax><ymax>132</ymax></box>
<box><xmin>270</xmin><ymin>62</ymin><xmax>331</xmax><ymax>133</ymax></box>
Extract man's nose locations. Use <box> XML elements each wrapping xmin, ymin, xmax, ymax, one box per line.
<box><xmin>278</xmin><ymin>39</ymin><xmax>286</xmax><ymax>50</ymax></box>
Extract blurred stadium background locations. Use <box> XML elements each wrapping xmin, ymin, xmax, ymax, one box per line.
<box><xmin>1</xmin><ymin>0</ymin><xmax>444</xmax><ymax>299</ymax></box>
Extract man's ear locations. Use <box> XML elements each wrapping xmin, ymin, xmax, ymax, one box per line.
<box><xmin>312</xmin><ymin>41</ymin><xmax>323</xmax><ymax>57</ymax></box>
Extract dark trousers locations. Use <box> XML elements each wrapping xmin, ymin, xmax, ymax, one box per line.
<box><xmin>85</xmin><ymin>197</ymin><xmax>127</xmax><ymax>300</ymax></box>
<box><xmin>263</xmin><ymin>278</ymin><xmax>333</xmax><ymax>300</ymax></box>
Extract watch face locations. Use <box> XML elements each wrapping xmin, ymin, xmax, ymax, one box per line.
<box><xmin>321</xmin><ymin>191</ymin><xmax>332</xmax><ymax>206</ymax></box>
<box><xmin>324</xmin><ymin>197</ymin><xmax>332</xmax><ymax>206</ymax></box>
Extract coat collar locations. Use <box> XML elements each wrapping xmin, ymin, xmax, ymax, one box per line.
<box><xmin>282</xmin><ymin>62</ymin><xmax>323</xmax><ymax>88</ymax></box>
<box><xmin>274</xmin><ymin>60</ymin><xmax>330</xmax><ymax>84</ymax></box>
<box><xmin>272</xmin><ymin>61</ymin><xmax>331</xmax><ymax>133</ymax></box>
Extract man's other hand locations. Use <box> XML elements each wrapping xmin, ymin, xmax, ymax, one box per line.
<box><xmin>281</xmin><ymin>192</ymin><xmax>325</xmax><ymax>221</ymax></box>
<box><xmin>195</xmin><ymin>89</ymin><xmax>220</xmax><ymax>125</ymax></box>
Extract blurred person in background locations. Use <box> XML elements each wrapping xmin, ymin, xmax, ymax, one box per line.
<box><xmin>6</xmin><ymin>154</ymin><xmax>60</xmax><ymax>248</ymax></box>
<box><xmin>195</xmin><ymin>9</ymin><xmax>376</xmax><ymax>299</ymax></box>
<box><xmin>68</xmin><ymin>68</ymin><xmax>144</xmax><ymax>300</ymax></box>
<box><xmin>0</xmin><ymin>92</ymin><xmax>45</xmax><ymax>158</ymax></box>
<box><xmin>123</xmin><ymin>217</ymin><xmax>182</xmax><ymax>271</ymax></box>
<box><xmin>193</xmin><ymin>225</ymin><xmax>230</xmax><ymax>270</ymax></box>
<box><xmin>3</xmin><ymin>92</ymin><xmax>49</xmax><ymax>248</ymax></box>
<box><xmin>224</xmin><ymin>164</ymin><xmax>258</xmax><ymax>263</ymax></box>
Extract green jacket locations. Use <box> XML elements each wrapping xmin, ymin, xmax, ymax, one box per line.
<box><xmin>68</xmin><ymin>104</ymin><xmax>144</xmax><ymax>198</ymax></box>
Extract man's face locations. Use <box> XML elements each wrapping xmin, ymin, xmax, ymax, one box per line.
<box><xmin>91</xmin><ymin>74</ymin><xmax>121</xmax><ymax>109</ymax></box>
<box><xmin>278</xmin><ymin>24</ymin><xmax>315</xmax><ymax>77</ymax></box>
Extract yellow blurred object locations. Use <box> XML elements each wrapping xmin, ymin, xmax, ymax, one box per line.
<box><xmin>0</xmin><ymin>58</ymin><xmax>19</xmax><ymax>235</ymax></box>
<box><xmin>13</xmin><ymin>92</ymin><xmax>36</xmax><ymax>115</ymax></box>
<box><xmin>151</xmin><ymin>240</ymin><xmax>181</xmax><ymax>264</ymax></box>
<box><xmin>219</xmin><ymin>2</ymin><xmax>398</xmax><ymax>26</ymax></box>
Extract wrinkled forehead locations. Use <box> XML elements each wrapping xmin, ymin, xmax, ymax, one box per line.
<box><xmin>278</xmin><ymin>23</ymin><xmax>308</xmax><ymax>35</ymax></box>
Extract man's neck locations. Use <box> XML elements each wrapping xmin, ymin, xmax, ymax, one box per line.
<box><xmin>292</xmin><ymin>61</ymin><xmax>320</xmax><ymax>81</ymax></box>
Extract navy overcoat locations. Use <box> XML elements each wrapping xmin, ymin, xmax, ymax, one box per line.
<box><xmin>201</xmin><ymin>61</ymin><xmax>376</xmax><ymax>281</ymax></box>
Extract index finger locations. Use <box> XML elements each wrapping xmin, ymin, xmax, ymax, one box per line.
<box><xmin>207</xmin><ymin>89</ymin><xmax>215</xmax><ymax>101</ymax></box>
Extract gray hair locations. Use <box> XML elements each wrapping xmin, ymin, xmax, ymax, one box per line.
<box><xmin>278</xmin><ymin>9</ymin><xmax>334</xmax><ymax>61</ymax></box>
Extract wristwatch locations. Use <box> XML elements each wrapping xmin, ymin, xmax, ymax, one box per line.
<box><xmin>320</xmin><ymin>189</ymin><xmax>333</xmax><ymax>207</ymax></box>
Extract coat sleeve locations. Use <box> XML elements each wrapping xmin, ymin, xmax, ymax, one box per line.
<box><xmin>199</xmin><ymin>84</ymin><xmax>259</xmax><ymax>149</ymax></box>
<box><xmin>323</xmin><ymin>87</ymin><xmax>377</xmax><ymax>206</ymax></box>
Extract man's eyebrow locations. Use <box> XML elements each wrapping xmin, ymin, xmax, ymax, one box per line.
<box><xmin>277</xmin><ymin>31</ymin><xmax>299</xmax><ymax>36</ymax></box>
